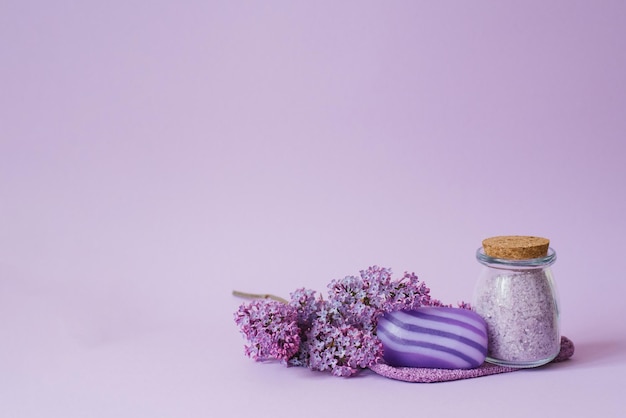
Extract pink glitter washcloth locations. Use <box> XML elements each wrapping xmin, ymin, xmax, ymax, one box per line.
<box><xmin>369</xmin><ymin>336</ymin><xmax>575</xmax><ymax>383</ymax></box>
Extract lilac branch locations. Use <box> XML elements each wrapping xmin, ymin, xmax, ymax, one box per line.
<box><xmin>232</xmin><ymin>290</ymin><xmax>288</xmax><ymax>304</ymax></box>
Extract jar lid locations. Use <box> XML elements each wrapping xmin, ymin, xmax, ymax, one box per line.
<box><xmin>482</xmin><ymin>236</ymin><xmax>549</xmax><ymax>260</ymax></box>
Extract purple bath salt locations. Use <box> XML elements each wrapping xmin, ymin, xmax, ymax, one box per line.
<box><xmin>474</xmin><ymin>270</ymin><xmax>560</xmax><ymax>365</ymax></box>
<box><xmin>474</xmin><ymin>236</ymin><xmax>561</xmax><ymax>368</ymax></box>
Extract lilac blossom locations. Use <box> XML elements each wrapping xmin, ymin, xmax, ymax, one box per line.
<box><xmin>288</xmin><ymin>287</ymin><xmax>320</xmax><ymax>328</ymax></box>
<box><xmin>234</xmin><ymin>299</ymin><xmax>300</xmax><ymax>363</ymax></box>
<box><xmin>294</xmin><ymin>317</ymin><xmax>383</xmax><ymax>377</ymax></box>
<box><xmin>382</xmin><ymin>271</ymin><xmax>437</xmax><ymax>312</ymax></box>
<box><xmin>234</xmin><ymin>266</ymin><xmax>467</xmax><ymax>377</ymax></box>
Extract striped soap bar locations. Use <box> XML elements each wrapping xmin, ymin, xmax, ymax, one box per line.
<box><xmin>376</xmin><ymin>307</ymin><xmax>488</xmax><ymax>369</ymax></box>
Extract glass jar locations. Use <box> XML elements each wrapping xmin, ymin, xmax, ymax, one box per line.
<box><xmin>473</xmin><ymin>236</ymin><xmax>560</xmax><ymax>368</ymax></box>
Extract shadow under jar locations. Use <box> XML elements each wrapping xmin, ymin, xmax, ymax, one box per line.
<box><xmin>473</xmin><ymin>236</ymin><xmax>560</xmax><ymax>368</ymax></box>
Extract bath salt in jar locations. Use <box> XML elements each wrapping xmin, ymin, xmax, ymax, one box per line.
<box><xmin>473</xmin><ymin>236</ymin><xmax>560</xmax><ymax>368</ymax></box>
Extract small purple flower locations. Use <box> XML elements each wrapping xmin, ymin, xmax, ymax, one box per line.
<box><xmin>457</xmin><ymin>301</ymin><xmax>473</xmax><ymax>310</ymax></box>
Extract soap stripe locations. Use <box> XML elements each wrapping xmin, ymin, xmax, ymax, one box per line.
<box><xmin>392</xmin><ymin>310</ymin><xmax>488</xmax><ymax>346</ymax></box>
<box><xmin>401</xmin><ymin>309</ymin><xmax>487</xmax><ymax>338</ymax></box>
<box><xmin>376</xmin><ymin>307</ymin><xmax>489</xmax><ymax>369</ymax></box>
<box><xmin>377</xmin><ymin>321</ymin><xmax>479</xmax><ymax>368</ymax></box>
<box><xmin>408</xmin><ymin>306</ymin><xmax>487</xmax><ymax>330</ymax></box>
<box><xmin>377</xmin><ymin>317</ymin><xmax>485</xmax><ymax>362</ymax></box>
<box><xmin>402</xmin><ymin>309</ymin><xmax>487</xmax><ymax>339</ymax></box>
<box><xmin>382</xmin><ymin>313</ymin><xmax>487</xmax><ymax>355</ymax></box>
<box><xmin>377</xmin><ymin>326</ymin><xmax>470</xmax><ymax>369</ymax></box>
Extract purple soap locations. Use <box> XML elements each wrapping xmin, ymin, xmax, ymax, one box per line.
<box><xmin>376</xmin><ymin>307</ymin><xmax>488</xmax><ymax>369</ymax></box>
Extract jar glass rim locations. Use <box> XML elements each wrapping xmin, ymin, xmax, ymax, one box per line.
<box><xmin>476</xmin><ymin>247</ymin><xmax>556</xmax><ymax>267</ymax></box>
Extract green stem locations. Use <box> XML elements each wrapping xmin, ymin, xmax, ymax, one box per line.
<box><xmin>232</xmin><ymin>290</ymin><xmax>289</xmax><ymax>304</ymax></box>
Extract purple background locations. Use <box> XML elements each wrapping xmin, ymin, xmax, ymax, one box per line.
<box><xmin>2</xmin><ymin>1</ymin><xmax>625</xmax><ymax>416</ymax></box>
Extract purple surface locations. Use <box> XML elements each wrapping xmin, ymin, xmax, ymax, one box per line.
<box><xmin>2</xmin><ymin>1</ymin><xmax>626</xmax><ymax>417</ymax></box>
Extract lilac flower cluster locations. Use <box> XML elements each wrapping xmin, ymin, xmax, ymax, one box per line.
<box><xmin>293</xmin><ymin>320</ymin><xmax>382</xmax><ymax>377</ymax></box>
<box><xmin>234</xmin><ymin>299</ymin><xmax>300</xmax><ymax>363</ymax></box>
<box><xmin>234</xmin><ymin>266</ymin><xmax>461</xmax><ymax>377</ymax></box>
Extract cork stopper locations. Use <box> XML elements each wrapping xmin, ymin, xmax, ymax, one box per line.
<box><xmin>482</xmin><ymin>236</ymin><xmax>550</xmax><ymax>260</ymax></box>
